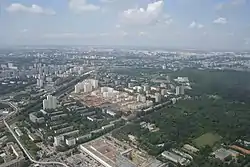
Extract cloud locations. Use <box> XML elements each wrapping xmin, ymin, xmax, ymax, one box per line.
<box><xmin>138</xmin><ymin>31</ymin><xmax>146</xmax><ymax>36</ymax></box>
<box><xmin>100</xmin><ymin>0</ymin><xmax>116</xmax><ymax>3</ymax></box>
<box><xmin>20</xmin><ymin>29</ymin><xmax>28</xmax><ymax>33</ymax></box>
<box><xmin>6</xmin><ymin>3</ymin><xmax>56</xmax><ymax>15</ymax></box>
<box><xmin>213</xmin><ymin>17</ymin><xmax>228</xmax><ymax>24</ymax></box>
<box><xmin>69</xmin><ymin>0</ymin><xmax>100</xmax><ymax>12</ymax></box>
<box><xmin>115</xmin><ymin>24</ymin><xmax>121</xmax><ymax>28</ymax></box>
<box><xmin>121</xmin><ymin>0</ymin><xmax>164</xmax><ymax>25</ymax></box>
<box><xmin>215</xmin><ymin>0</ymin><xmax>246</xmax><ymax>10</ymax></box>
<box><xmin>189</xmin><ymin>21</ymin><xmax>204</xmax><ymax>29</ymax></box>
<box><xmin>157</xmin><ymin>14</ymin><xmax>173</xmax><ymax>25</ymax></box>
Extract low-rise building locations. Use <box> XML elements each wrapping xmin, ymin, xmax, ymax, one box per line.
<box><xmin>106</xmin><ymin>110</ymin><xmax>116</xmax><ymax>117</ymax></box>
<box><xmin>212</xmin><ymin>148</ymin><xmax>240</xmax><ymax>161</ymax></box>
<box><xmin>54</xmin><ymin>135</ymin><xmax>64</xmax><ymax>147</ymax></box>
<box><xmin>54</xmin><ymin>126</ymin><xmax>74</xmax><ymax>134</ymax></box>
<box><xmin>29</xmin><ymin>112</ymin><xmax>45</xmax><ymax>124</ymax></box>
<box><xmin>76</xmin><ymin>134</ymin><xmax>92</xmax><ymax>142</ymax></box>
<box><xmin>161</xmin><ymin>151</ymin><xmax>190</xmax><ymax>166</ymax></box>
<box><xmin>50</xmin><ymin>113</ymin><xmax>67</xmax><ymax>121</ymax></box>
<box><xmin>14</xmin><ymin>128</ymin><xmax>23</xmax><ymax>137</ymax></box>
<box><xmin>28</xmin><ymin>133</ymin><xmax>39</xmax><ymax>142</ymax></box>
<box><xmin>66</xmin><ymin>137</ymin><xmax>76</xmax><ymax>146</ymax></box>
<box><xmin>182</xmin><ymin>144</ymin><xmax>199</xmax><ymax>154</ymax></box>
<box><xmin>101</xmin><ymin>124</ymin><xmax>114</xmax><ymax>130</ymax></box>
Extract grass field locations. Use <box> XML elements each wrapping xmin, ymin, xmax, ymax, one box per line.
<box><xmin>194</xmin><ymin>132</ymin><xmax>222</xmax><ymax>148</ymax></box>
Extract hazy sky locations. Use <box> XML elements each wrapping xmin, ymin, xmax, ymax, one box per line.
<box><xmin>0</xmin><ymin>0</ymin><xmax>250</xmax><ymax>50</ymax></box>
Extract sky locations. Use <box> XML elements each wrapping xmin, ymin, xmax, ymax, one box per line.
<box><xmin>0</xmin><ymin>0</ymin><xmax>250</xmax><ymax>50</ymax></box>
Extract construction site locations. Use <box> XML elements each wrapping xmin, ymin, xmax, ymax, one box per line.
<box><xmin>73</xmin><ymin>86</ymin><xmax>153</xmax><ymax>113</ymax></box>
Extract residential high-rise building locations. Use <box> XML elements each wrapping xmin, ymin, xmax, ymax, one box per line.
<box><xmin>37</xmin><ymin>79</ymin><xmax>44</xmax><ymax>88</ymax></box>
<box><xmin>155</xmin><ymin>93</ymin><xmax>161</xmax><ymax>103</ymax></box>
<box><xmin>176</xmin><ymin>86</ymin><xmax>185</xmax><ymax>95</ymax></box>
<box><xmin>74</xmin><ymin>79</ymin><xmax>98</xmax><ymax>93</ymax></box>
<box><xmin>137</xmin><ymin>95</ymin><xmax>146</xmax><ymax>103</ymax></box>
<box><xmin>89</xmin><ymin>79</ymin><xmax>99</xmax><ymax>89</ymax></box>
<box><xmin>43</xmin><ymin>95</ymin><xmax>57</xmax><ymax>110</ymax></box>
<box><xmin>180</xmin><ymin>86</ymin><xmax>185</xmax><ymax>95</ymax></box>
<box><xmin>75</xmin><ymin>84</ymin><xmax>81</xmax><ymax>93</ymax></box>
<box><xmin>176</xmin><ymin>86</ymin><xmax>180</xmax><ymax>95</ymax></box>
<box><xmin>161</xmin><ymin>89</ymin><xmax>167</xmax><ymax>95</ymax></box>
<box><xmin>83</xmin><ymin>82</ymin><xmax>93</xmax><ymax>93</ymax></box>
<box><xmin>143</xmin><ymin>85</ymin><xmax>150</xmax><ymax>92</ymax></box>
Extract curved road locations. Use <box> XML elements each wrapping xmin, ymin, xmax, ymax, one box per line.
<box><xmin>3</xmin><ymin>103</ymin><xmax>69</xmax><ymax>167</ymax></box>
<box><xmin>2</xmin><ymin>70</ymin><xmax>95</xmax><ymax>167</ymax></box>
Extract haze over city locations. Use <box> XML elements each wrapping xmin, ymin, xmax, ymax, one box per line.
<box><xmin>1</xmin><ymin>1</ymin><xmax>250</xmax><ymax>167</ymax></box>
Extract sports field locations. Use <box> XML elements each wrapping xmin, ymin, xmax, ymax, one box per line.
<box><xmin>194</xmin><ymin>132</ymin><xmax>222</xmax><ymax>148</ymax></box>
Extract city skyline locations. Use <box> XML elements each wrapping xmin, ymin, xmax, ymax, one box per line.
<box><xmin>0</xmin><ymin>0</ymin><xmax>250</xmax><ymax>50</ymax></box>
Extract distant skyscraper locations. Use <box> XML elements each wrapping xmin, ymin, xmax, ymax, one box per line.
<box><xmin>143</xmin><ymin>85</ymin><xmax>150</xmax><ymax>92</ymax></box>
<box><xmin>176</xmin><ymin>86</ymin><xmax>185</xmax><ymax>95</ymax></box>
<box><xmin>180</xmin><ymin>86</ymin><xmax>185</xmax><ymax>95</ymax></box>
<box><xmin>155</xmin><ymin>93</ymin><xmax>161</xmax><ymax>103</ymax></box>
<box><xmin>37</xmin><ymin>79</ymin><xmax>44</xmax><ymax>88</ymax></box>
<box><xmin>162</xmin><ymin>64</ymin><xmax>166</xmax><ymax>70</ymax></box>
<box><xmin>75</xmin><ymin>84</ymin><xmax>81</xmax><ymax>93</ymax></box>
<box><xmin>137</xmin><ymin>95</ymin><xmax>146</xmax><ymax>103</ymax></box>
<box><xmin>176</xmin><ymin>86</ymin><xmax>180</xmax><ymax>95</ymax></box>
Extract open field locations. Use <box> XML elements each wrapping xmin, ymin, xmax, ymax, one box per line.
<box><xmin>194</xmin><ymin>132</ymin><xmax>222</xmax><ymax>148</ymax></box>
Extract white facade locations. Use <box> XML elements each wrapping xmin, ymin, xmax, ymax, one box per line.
<box><xmin>161</xmin><ymin>89</ymin><xmax>167</xmax><ymax>95</ymax></box>
<box><xmin>101</xmin><ymin>87</ymin><xmax>114</xmax><ymax>93</ymax></box>
<box><xmin>37</xmin><ymin>79</ymin><xmax>44</xmax><ymax>88</ymax></box>
<box><xmin>66</xmin><ymin>138</ymin><xmax>76</xmax><ymax>146</ymax></box>
<box><xmin>43</xmin><ymin>95</ymin><xmax>57</xmax><ymax>110</ymax></box>
<box><xmin>83</xmin><ymin>82</ymin><xmax>93</xmax><ymax>93</ymax></box>
<box><xmin>155</xmin><ymin>93</ymin><xmax>161</xmax><ymax>103</ymax></box>
<box><xmin>137</xmin><ymin>95</ymin><xmax>146</xmax><ymax>103</ymax></box>
<box><xmin>75</xmin><ymin>83</ymin><xmax>82</xmax><ymax>93</ymax></box>
<box><xmin>143</xmin><ymin>85</ymin><xmax>150</xmax><ymax>92</ymax></box>
<box><xmin>161</xmin><ymin>151</ymin><xmax>189</xmax><ymax>165</ymax></box>
<box><xmin>54</xmin><ymin>135</ymin><xmax>64</xmax><ymax>146</ymax></box>
<box><xmin>74</xmin><ymin>79</ymin><xmax>99</xmax><ymax>93</ymax></box>
<box><xmin>176</xmin><ymin>86</ymin><xmax>180</xmax><ymax>95</ymax></box>
<box><xmin>89</xmin><ymin>79</ymin><xmax>99</xmax><ymax>89</ymax></box>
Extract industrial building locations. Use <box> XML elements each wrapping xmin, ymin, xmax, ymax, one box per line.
<box><xmin>161</xmin><ymin>151</ymin><xmax>190</xmax><ymax>166</ymax></box>
<box><xmin>212</xmin><ymin>148</ymin><xmax>240</xmax><ymax>161</ymax></box>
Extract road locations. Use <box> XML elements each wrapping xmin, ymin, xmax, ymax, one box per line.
<box><xmin>1</xmin><ymin>70</ymin><xmax>95</xmax><ymax>167</ymax></box>
<box><xmin>3</xmin><ymin>119</ymin><xmax>69</xmax><ymax>167</ymax></box>
<box><xmin>2</xmin><ymin>101</ymin><xmax>70</xmax><ymax>167</ymax></box>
